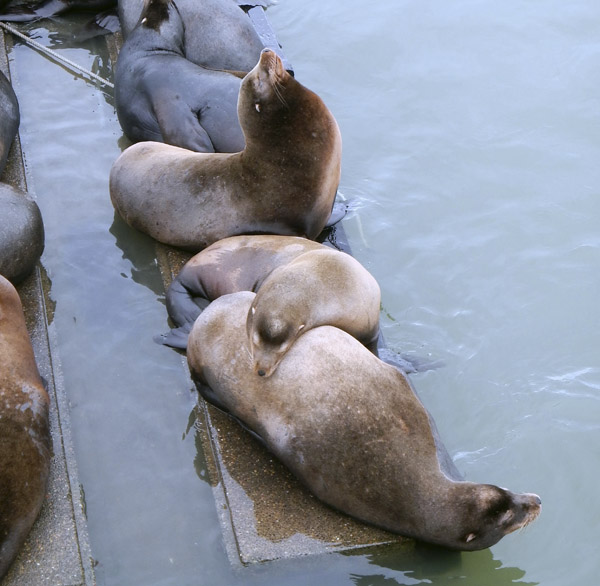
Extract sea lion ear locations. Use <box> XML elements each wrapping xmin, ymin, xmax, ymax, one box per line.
<box><xmin>465</xmin><ymin>533</ymin><xmax>477</xmax><ymax>543</ymax></box>
<box><xmin>251</xmin><ymin>306</ymin><xmax>256</xmax><ymax>315</ymax></box>
<box><xmin>255</xmin><ymin>103</ymin><xmax>261</xmax><ymax>113</ymax></box>
<box><xmin>297</xmin><ymin>324</ymin><xmax>305</xmax><ymax>332</ymax></box>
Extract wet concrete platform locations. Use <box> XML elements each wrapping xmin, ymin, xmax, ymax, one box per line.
<box><xmin>1</xmin><ymin>9</ymin><xmax>406</xmax><ymax>583</ymax></box>
<box><xmin>1</xmin><ymin>31</ymin><xmax>95</xmax><ymax>586</ymax></box>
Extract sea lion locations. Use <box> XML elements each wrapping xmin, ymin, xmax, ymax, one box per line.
<box><xmin>0</xmin><ymin>70</ymin><xmax>19</xmax><ymax>176</ymax></box>
<box><xmin>161</xmin><ymin>235</ymin><xmax>324</xmax><ymax>348</ymax></box>
<box><xmin>0</xmin><ymin>275</ymin><xmax>51</xmax><ymax>578</ymax></box>
<box><xmin>187</xmin><ymin>291</ymin><xmax>542</xmax><ymax>551</ymax></box>
<box><xmin>115</xmin><ymin>0</ymin><xmax>245</xmax><ymax>153</ymax></box>
<box><xmin>110</xmin><ymin>48</ymin><xmax>342</xmax><ymax>251</ymax></box>
<box><xmin>117</xmin><ymin>0</ymin><xmax>265</xmax><ymax>71</ymax></box>
<box><xmin>0</xmin><ymin>184</ymin><xmax>45</xmax><ymax>285</ymax></box>
<box><xmin>247</xmin><ymin>247</ymin><xmax>381</xmax><ymax>377</ymax></box>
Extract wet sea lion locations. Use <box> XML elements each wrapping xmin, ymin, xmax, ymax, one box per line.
<box><xmin>117</xmin><ymin>0</ymin><xmax>265</xmax><ymax>71</ymax></box>
<box><xmin>110</xmin><ymin>48</ymin><xmax>342</xmax><ymax>251</ymax></box>
<box><xmin>115</xmin><ymin>0</ymin><xmax>245</xmax><ymax>152</ymax></box>
<box><xmin>0</xmin><ymin>184</ymin><xmax>45</xmax><ymax>284</ymax></box>
<box><xmin>187</xmin><ymin>291</ymin><xmax>542</xmax><ymax>551</ymax></box>
<box><xmin>160</xmin><ymin>235</ymin><xmax>324</xmax><ymax>348</ymax></box>
<box><xmin>0</xmin><ymin>275</ymin><xmax>51</xmax><ymax>578</ymax></box>
<box><xmin>0</xmin><ymin>70</ymin><xmax>19</xmax><ymax>175</ymax></box>
<box><xmin>247</xmin><ymin>247</ymin><xmax>381</xmax><ymax>377</ymax></box>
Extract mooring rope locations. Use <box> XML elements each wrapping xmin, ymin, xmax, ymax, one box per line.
<box><xmin>0</xmin><ymin>21</ymin><xmax>114</xmax><ymax>89</ymax></box>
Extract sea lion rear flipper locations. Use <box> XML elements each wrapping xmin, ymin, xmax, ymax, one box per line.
<box><xmin>153</xmin><ymin>101</ymin><xmax>215</xmax><ymax>153</ymax></box>
<box><xmin>153</xmin><ymin>325</ymin><xmax>192</xmax><ymax>349</ymax></box>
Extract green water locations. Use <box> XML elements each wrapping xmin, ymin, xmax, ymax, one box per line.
<box><xmin>8</xmin><ymin>1</ymin><xmax>600</xmax><ymax>584</ymax></box>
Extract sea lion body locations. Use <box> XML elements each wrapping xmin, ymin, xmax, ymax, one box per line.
<box><xmin>110</xmin><ymin>49</ymin><xmax>342</xmax><ymax>251</ymax></box>
<box><xmin>118</xmin><ymin>0</ymin><xmax>264</xmax><ymax>71</ymax></box>
<box><xmin>0</xmin><ymin>276</ymin><xmax>51</xmax><ymax>578</ymax></box>
<box><xmin>0</xmin><ymin>70</ymin><xmax>19</xmax><ymax>175</ymax></box>
<box><xmin>163</xmin><ymin>235</ymin><xmax>324</xmax><ymax>348</ymax></box>
<box><xmin>247</xmin><ymin>247</ymin><xmax>381</xmax><ymax>377</ymax></box>
<box><xmin>188</xmin><ymin>292</ymin><xmax>541</xmax><ymax>551</ymax></box>
<box><xmin>0</xmin><ymin>184</ymin><xmax>45</xmax><ymax>284</ymax></box>
<box><xmin>115</xmin><ymin>0</ymin><xmax>245</xmax><ymax>152</ymax></box>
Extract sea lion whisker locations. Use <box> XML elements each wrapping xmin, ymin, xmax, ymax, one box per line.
<box><xmin>272</xmin><ymin>80</ymin><xmax>287</xmax><ymax>107</ymax></box>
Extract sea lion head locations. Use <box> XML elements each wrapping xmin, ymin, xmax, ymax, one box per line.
<box><xmin>437</xmin><ymin>484</ymin><xmax>541</xmax><ymax>551</ymax></box>
<box><xmin>246</xmin><ymin>300</ymin><xmax>304</xmax><ymax>378</ymax></box>
<box><xmin>238</xmin><ymin>48</ymin><xmax>295</xmax><ymax>141</ymax></box>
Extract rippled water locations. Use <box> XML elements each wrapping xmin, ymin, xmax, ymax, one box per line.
<box><xmin>7</xmin><ymin>1</ymin><xmax>600</xmax><ymax>584</ymax></box>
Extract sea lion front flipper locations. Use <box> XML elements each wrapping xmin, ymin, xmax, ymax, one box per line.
<box><xmin>325</xmin><ymin>200</ymin><xmax>348</xmax><ymax>227</ymax></box>
<box><xmin>378</xmin><ymin>347</ymin><xmax>445</xmax><ymax>374</ymax></box>
<box><xmin>153</xmin><ymin>99</ymin><xmax>215</xmax><ymax>153</ymax></box>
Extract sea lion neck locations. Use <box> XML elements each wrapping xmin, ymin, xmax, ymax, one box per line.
<box><xmin>137</xmin><ymin>0</ymin><xmax>184</xmax><ymax>55</ymax></box>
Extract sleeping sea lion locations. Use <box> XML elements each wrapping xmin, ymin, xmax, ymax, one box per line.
<box><xmin>246</xmin><ymin>247</ymin><xmax>381</xmax><ymax>377</ymax></box>
<box><xmin>0</xmin><ymin>275</ymin><xmax>51</xmax><ymax>578</ymax></box>
<box><xmin>115</xmin><ymin>0</ymin><xmax>248</xmax><ymax>152</ymax></box>
<box><xmin>187</xmin><ymin>291</ymin><xmax>542</xmax><ymax>551</ymax></box>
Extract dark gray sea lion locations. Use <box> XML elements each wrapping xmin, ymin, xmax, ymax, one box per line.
<box><xmin>247</xmin><ymin>247</ymin><xmax>381</xmax><ymax>377</ymax></box>
<box><xmin>117</xmin><ymin>0</ymin><xmax>265</xmax><ymax>71</ymax></box>
<box><xmin>115</xmin><ymin>0</ymin><xmax>245</xmax><ymax>152</ymax></box>
<box><xmin>0</xmin><ymin>275</ymin><xmax>51</xmax><ymax>579</ymax></box>
<box><xmin>0</xmin><ymin>184</ymin><xmax>45</xmax><ymax>284</ymax></box>
<box><xmin>0</xmin><ymin>70</ymin><xmax>18</xmax><ymax>176</ymax></box>
<box><xmin>187</xmin><ymin>291</ymin><xmax>542</xmax><ymax>551</ymax></box>
<box><xmin>110</xmin><ymin>49</ymin><xmax>342</xmax><ymax>251</ymax></box>
<box><xmin>160</xmin><ymin>235</ymin><xmax>324</xmax><ymax>348</ymax></box>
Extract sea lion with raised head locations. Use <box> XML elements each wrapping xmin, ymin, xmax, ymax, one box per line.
<box><xmin>115</xmin><ymin>0</ymin><xmax>246</xmax><ymax>153</ymax></box>
<box><xmin>0</xmin><ymin>275</ymin><xmax>51</xmax><ymax>578</ymax></box>
<box><xmin>187</xmin><ymin>291</ymin><xmax>542</xmax><ymax>551</ymax></box>
<box><xmin>247</xmin><ymin>247</ymin><xmax>381</xmax><ymax>377</ymax></box>
<box><xmin>110</xmin><ymin>48</ymin><xmax>342</xmax><ymax>251</ymax></box>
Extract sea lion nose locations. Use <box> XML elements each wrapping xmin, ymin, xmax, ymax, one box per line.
<box><xmin>257</xmin><ymin>369</ymin><xmax>266</xmax><ymax>377</ymax></box>
<box><xmin>261</xmin><ymin>48</ymin><xmax>273</xmax><ymax>55</ymax></box>
<box><xmin>534</xmin><ymin>495</ymin><xmax>542</xmax><ymax>505</ymax></box>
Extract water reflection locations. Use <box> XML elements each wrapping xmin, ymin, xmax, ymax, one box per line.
<box><xmin>109</xmin><ymin>212</ymin><xmax>165</xmax><ymax>297</ymax></box>
<box><xmin>346</xmin><ymin>543</ymin><xmax>538</xmax><ymax>586</ymax></box>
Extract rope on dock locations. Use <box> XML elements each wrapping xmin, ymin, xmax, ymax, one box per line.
<box><xmin>0</xmin><ymin>21</ymin><xmax>114</xmax><ymax>89</ymax></box>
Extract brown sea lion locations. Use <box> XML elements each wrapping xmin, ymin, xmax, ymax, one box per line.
<box><xmin>109</xmin><ymin>48</ymin><xmax>342</xmax><ymax>251</ymax></box>
<box><xmin>0</xmin><ymin>275</ymin><xmax>51</xmax><ymax>578</ymax></box>
<box><xmin>187</xmin><ymin>291</ymin><xmax>542</xmax><ymax>551</ymax></box>
<box><xmin>247</xmin><ymin>247</ymin><xmax>381</xmax><ymax>377</ymax></box>
<box><xmin>160</xmin><ymin>235</ymin><xmax>324</xmax><ymax>349</ymax></box>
